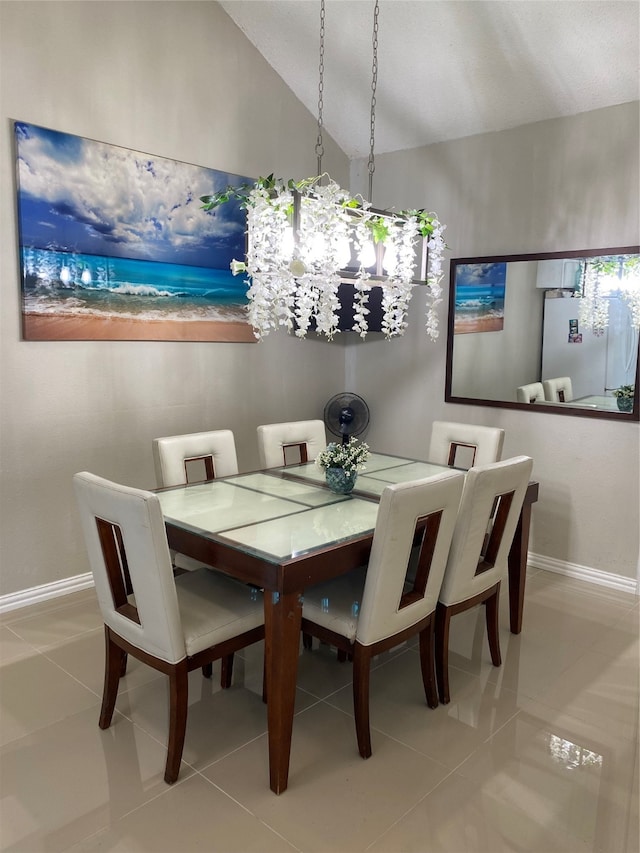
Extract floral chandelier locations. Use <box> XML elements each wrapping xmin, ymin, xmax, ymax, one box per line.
<box><xmin>578</xmin><ymin>255</ymin><xmax>640</xmax><ymax>336</ymax></box>
<box><xmin>201</xmin><ymin>0</ymin><xmax>446</xmax><ymax>342</ymax></box>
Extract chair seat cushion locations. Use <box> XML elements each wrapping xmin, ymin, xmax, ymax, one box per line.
<box><xmin>175</xmin><ymin>570</ymin><xmax>264</xmax><ymax>656</ymax></box>
<box><xmin>302</xmin><ymin>567</ymin><xmax>368</xmax><ymax>642</ymax></box>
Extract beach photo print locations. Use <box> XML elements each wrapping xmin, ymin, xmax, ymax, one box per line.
<box><xmin>14</xmin><ymin>121</ymin><xmax>255</xmax><ymax>342</ymax></box>
<box><xmin>453</xmin><ymin>261</ymin><xmax>506</xmax><ymax>334</ymax></box>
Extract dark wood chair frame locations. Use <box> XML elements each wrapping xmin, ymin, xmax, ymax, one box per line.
<box><xmin>446</xmin><ymin>441</ymin><xmax>478</xmax><ymax>467</ymax></box>
<box><xmin>434</xmin><ymin>488</ymin><xmax>515</xmax><ymax>704</ymax></box>
<box><xmin>301</xmin><ymin>509</ymin><xmax>444</xmax><ymax>759</ymax></box>
<box><xmin>95</xmin><ymin>516</ymin><xmax>264</xmax><ymax>784</ymax></box>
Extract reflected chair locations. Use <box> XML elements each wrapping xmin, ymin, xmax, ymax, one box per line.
<box><xmin>428</xmin><ymin>421</ymin><xmax>505</xmax><ymax>469</ymax></box>
<box><xmin>434</xmin><ymin>455</ymin><xmax>533</xmax><ymax>704</ymax></box>
<box><xmin>516</xmin><ymin>382</ymin><xmax>546</xmax><ymax>404</ymax></box>
<box><xmin>257</xmin><ymin>419</ymin><xmax>327</xmax><ymax>469</ymax></box>
<box><xmin>301</xmin><ymin>470</ymin><xmax>465</xmax><ymax>758</ymax></box>
<box><xmin>542</xmin><ymin>376</ymin><xmax>573</xmax><ymax>403</ymax></box>
<box><xmin>73</xmin><ymin>472</ymin><xmax>265</xmax><ymax>784</ymax></box>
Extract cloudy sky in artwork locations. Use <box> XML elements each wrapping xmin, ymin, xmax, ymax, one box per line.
<box><xmin>456</xmin><ymin>263</ymin><xmax>507</xmax><ymax>290</ymax></box>
<box><xmin>15</xmin><ymin>122</ymin><xmax>250</xmax><ymax>269</ymax></box>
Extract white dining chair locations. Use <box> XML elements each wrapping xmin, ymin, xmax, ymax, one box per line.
<box><xmin>434</xmin><ymin>455</ymin><xmax>533</xmax><ymax>704</ymax></box>
<box><xmin>542</xmin><ymin>376</ymin><xmax>573</xmax><ymax>403</ymax></box>
<box><xmin>153</xmin><ymin>429</ymin><xmax>239</xmax><ymax>488</ymax></box>
<box><xmin>428</xmin><ymin>421</ymin><xmax>505</xmax><ymax>469</ymax></box>
<box><xmin>152</xmin><ymin>429</ymin><xmax>243</xmax><ymax>683</ymax></box>
<box><xmin>257</xmin><ymin>419</ymin><xmax>327</xmax><ymax>469</ymax></box>
<box><xmin>152</xmin><ymin>429</ymin><xmax>239</xmax><ymax>573</ymax></box>
<box><xmin>516</xmin><ymin>382</ymin><xmax>546</xmax><ymax>404</ymax></box>
<box><xmin>73</xmin><ymin>472</ymin><xmax>265</xmax><ymax>784</ymax></box>
<box><xmin>301</xmin><ymin>469</ymin><xmax>465</xmax><ymax>758</ymax></box>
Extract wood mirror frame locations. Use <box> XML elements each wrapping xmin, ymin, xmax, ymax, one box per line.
<box><xmin>445</xmin><ymin>246</ymin><xmax>640</xmax><ymax>421</ymax></box>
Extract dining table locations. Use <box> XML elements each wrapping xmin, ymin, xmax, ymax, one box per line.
<box><xmin>157</xmin><ymin>451</ymin><xmax>538</xmax><ymax>794</ymax></box>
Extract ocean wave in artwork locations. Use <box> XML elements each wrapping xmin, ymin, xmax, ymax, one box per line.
<box><xmin>23</xmin><ymin>293</ymin><xmax>248</xmax><ymax>324</ymax></box>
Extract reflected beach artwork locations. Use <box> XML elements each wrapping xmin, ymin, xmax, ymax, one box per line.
<box><xmin>15</xmin><ymin>121</ymin><xmax>255</xmax><ymax>341</ymax></box>
<box><xmin>454</xmin><ymin>262</ymin><xmax>506</xmax><ymax>334</ymax></box>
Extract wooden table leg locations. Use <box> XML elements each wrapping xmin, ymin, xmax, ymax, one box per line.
<box><xmin>508</xmin><ymin>500</ymin><xmax>533</xmax><ymax>634</ymax></box>
<box><xmin>264</xmin><ymin>589</ymin><xmax>303</xmax><ymax>794</ymax></box>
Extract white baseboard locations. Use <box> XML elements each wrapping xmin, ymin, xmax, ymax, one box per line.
<box><xmin>528</xmin><ymin>552</ymin><xmax>639</xmax><ymax>596</ymax></box>
<box><xmin>1</xmin><ymin>554</ymin><xmax>637</xmax><ymax>615</ymax></box>
<box><xmin>0</xmin><ymin>573</ymin><xmax>94</xmax><ymax>615</ymax></box>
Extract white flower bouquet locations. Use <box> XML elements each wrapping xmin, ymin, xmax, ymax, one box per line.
<box><xmin>612</xmin><ymin>384</ymin><xmax>634</xmax><ymax>399</ymax></box>
<box><xmin>316</xmin><ymin>437</ymin><xmax>370</xmax><ymax>474</ymax></box>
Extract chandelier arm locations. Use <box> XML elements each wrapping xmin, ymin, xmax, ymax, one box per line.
<box><xmin>368</xmin><ymin>0</ymin><xmax>380</xmax><ymax>203</ymax></box>
<box><xmin>315</xmin><ymin>0</ymin><xmax>326</xmax><ymax>177</ymax></box>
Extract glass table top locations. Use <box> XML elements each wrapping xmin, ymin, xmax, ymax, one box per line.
<box><xmin>157</xmin><ymin>454</ymin><xmax>452</xmax><ymax>564</ymax></box>
<box><xmin>157</xmin><ymin>472</ymin><xmax>378</xmax><ymax>563</ymax></box>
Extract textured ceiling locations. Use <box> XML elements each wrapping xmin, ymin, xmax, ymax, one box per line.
<box><xmin>220</xmin><ymin>0</ymin><xmax>640</xmax><ymax>158</ymax></box>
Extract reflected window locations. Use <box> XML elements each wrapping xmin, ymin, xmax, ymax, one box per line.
<box><xmin>547</xmin><ymin>733</ymin><xmax>603</xmax><ymax>770</ymax></box>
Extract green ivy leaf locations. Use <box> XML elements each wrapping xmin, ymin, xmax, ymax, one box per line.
<box><xmin>368</xmin><ymin>217</ymin><xmax>390</xmax><ymax>244</ymax></box>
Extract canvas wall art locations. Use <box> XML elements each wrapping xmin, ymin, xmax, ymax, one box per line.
<box><xmin>453</xmin><ymin>262</ymin><xmax>506</xmax><ymax>334</ymax></box>
<box><xmin>14</xmin><ymin>121</ymin><xmax>255</xmax><ymax>342</ymax></box>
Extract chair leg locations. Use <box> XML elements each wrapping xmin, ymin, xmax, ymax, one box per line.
<box><xmin>220</xmin><ymin>653</ymin><xmax>234</xmax><ymax>688</ymax></box>
<box><xmin>485</xmin><ymin>585</ymin><xmax>502</xmax><ymax>667</ymax></box>
<box><xmin>120</xmin><ymin>652</ymin><xmax>128</xmax><ymax>677</ymax></box>
<box><xmin>202</xmin><ymin>663</ymin><xmax>213</xmax><ymax>679</ymax></box>
<box><xmin>302</xmin><ymin>632</ymin><xmax>313</xmax><ymax>650</ymax></box>
<box><xmin>418</xmin><ymin>621</ymin><xmax>438</xmax><ymax>709</ymax></box>
<box><xmin>435</xmin><ymin>603</ymin><xmax>452</xmax><ymax>705</ymax></box>
<box><xmin>99</xmin><ymin>627</ymin><xmax>125</xmax><ymax>730</ymax></box>
<box><xmin>352</xmin><ymin>643</ymin><xmax>373</xmax><ymax>759</ymax></box>
<box><xmin>164</xmin><ymin>662</ymin><xmax>189</xmax><ymax>784</ymax></box>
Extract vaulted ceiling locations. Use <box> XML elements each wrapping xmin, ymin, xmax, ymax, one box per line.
<box><xmin>220</xmin><ymin>0</ymin><xmax>640</xmax><ymax>158</ymax></box>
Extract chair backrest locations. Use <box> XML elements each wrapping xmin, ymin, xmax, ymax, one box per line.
<box><xmin>73</xmin><ymin>472</ymin><xmax>186</xmax><ymax>664</ymax></box>
<box><xmin>438</xmin><ymin>456</ymin><xmax>533</xmax><ymax>607</ymax></box>
<box><xmin>257</xmin><ymin>419</ymin><xmax>327</xmax><ymax>469</ymax></box>
<box><xmin>542</xmin><ymin>376</ymin><xmax>573</xmax><ymax>403</ymax></box>
<box><xmin>356</xmin><ymin>470</ymin><xmax>465</xmax><ymax>646</ymax></box>
<box><xmin>428</xmin><ymin>421</ymin><xmax>505</xmax><ymax>469</ymax></box>
<box><xmin>516</xmin><ymin>382</ymin><xmax>546</xmax><ymax>404</ymax></box>
<box><xmin>153</xmin><ymin>430</ymin><xmax>239</xmax><ymax>487</ymax></box>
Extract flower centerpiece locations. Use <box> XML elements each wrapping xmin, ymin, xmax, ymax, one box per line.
<box><xmin>316</xmin><ymin>437</ymin><xmax>370</xmax><ymax>494</ymax></box>
<box><xmin>612</xmin><ymin>384</ymin><xmax>635</xmax><ymax>412</ymax></box>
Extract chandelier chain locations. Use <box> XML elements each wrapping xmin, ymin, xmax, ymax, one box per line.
<box><xmin>315</xmin><ymin>0</ymin><xmax>326</xmax><ymax>175</ymax></box>
<box><xmin>368</xmin><ymin>0</ymin><xmax>379</xmax><ymax>201</ymax></box>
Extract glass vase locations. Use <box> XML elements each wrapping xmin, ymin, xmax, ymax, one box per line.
<box><xmin>325</xmin><ymin>467</ymin><xmax>357</xmax><ymax>495</ymax></box>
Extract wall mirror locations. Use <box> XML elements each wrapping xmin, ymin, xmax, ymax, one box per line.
<box><xmin>445</xmin><ymin>246</ymin><xmax>640</xmax><ymax>421</ymax></box>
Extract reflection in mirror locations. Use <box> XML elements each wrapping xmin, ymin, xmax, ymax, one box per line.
<box><xmin>445</xmin><ymin>247</ymin><xmax>640</xmax><ymax>420</ymax></box>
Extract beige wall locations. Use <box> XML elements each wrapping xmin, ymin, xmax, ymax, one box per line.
<box><xmin>348</xmin><ymin>102</ymin><xmax>640</xmax><ymax>583</ymax></box>
<box><xmin>1</xmin><ymin>1</ymin><xmax>638</xmax><ymax>600</ymax></box>
<box><xmin>0</xmin><ymin>1</ymin><xmax>348</xmax><ymax>597</ymax></box>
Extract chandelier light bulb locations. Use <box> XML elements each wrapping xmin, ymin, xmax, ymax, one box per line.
<box><xmin>81</xmin><ymin>268</ymin><xmax>92</xmax><ymax>285</ymax></box>
<box><xmin>281</xmin><ymin>226</ymin><xmax>295</xmax><ymax>259</ymax></box>
<box><xmin>337</xmin><ymin>235</ymin><xmax>352</xmax><ymax>268</ymax></box>
<box><xmin>382</xmin><ymin>243</ymin><xmax>397</xmax><ymax>275</ymax></box>
<box><xmin>309</xmin><ymin>232</ymin><xmax>326</xmax><ymax>264</ymax></box>
<box><xmin>359</xmin><ymin>240</ymin><xmax>377</xmax><ymax>269</ymax></box>
<box><xmin>60</xmin><ymin>266</ymin><xmax>71</xmax><ymax>284</ymax></box>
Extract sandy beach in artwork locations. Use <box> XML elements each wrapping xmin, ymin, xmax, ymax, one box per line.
<box><xmin>23</xmin><ymin>313</ymin><xmax>258</xmax><ymax>343</ymax></box>
<box><xmin>454</xmin><ymin>315</ymin><xmax>504</xmax><ymax>334</ymax></box>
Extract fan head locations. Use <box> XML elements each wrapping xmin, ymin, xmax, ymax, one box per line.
<box><xmin>324</xmin><ymin>393</ymin><xmax>370</xmax><ymax>442</ymax></box>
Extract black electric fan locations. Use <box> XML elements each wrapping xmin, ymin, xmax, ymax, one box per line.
<box><xmin>323</xmin><ymin>393</ymin><xmax>370</xmax><ymax>445</ymax></box>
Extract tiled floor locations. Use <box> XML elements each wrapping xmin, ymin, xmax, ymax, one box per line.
<box><xmin>0</xmin><ymin>568</ymin><xmax>638</xmax><ymax>852</ymax></box>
